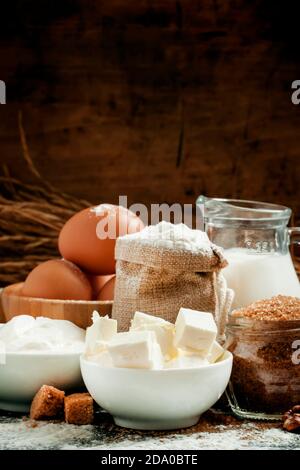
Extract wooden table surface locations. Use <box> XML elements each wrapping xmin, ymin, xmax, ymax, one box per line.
<box><xmin>0</xmin><ymin>409</ymin><xmax>299</xmax><ymax>450</ymax></box>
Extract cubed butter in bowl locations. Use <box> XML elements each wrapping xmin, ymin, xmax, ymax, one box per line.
<box><xmin>80</xmin><ymin>351</ymin><xmax>232</xmax><ymax>431</ymax></box>
<box><xmin>80</xmin><ymin>308</ymin><xmax>233</xmax><ymax>431</ymax></box>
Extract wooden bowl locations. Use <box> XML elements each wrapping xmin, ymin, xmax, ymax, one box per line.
<box><xmin>0</xmin><ymin>283</ymin><xmax>113</xmax><ymax>329</ymax></box>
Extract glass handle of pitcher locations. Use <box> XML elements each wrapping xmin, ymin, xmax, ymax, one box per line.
<box><xmin>288</xmin><ymin>227</ymin><xmax>300</xmax><ymax>276</ymax></box>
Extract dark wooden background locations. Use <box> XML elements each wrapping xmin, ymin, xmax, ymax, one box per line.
<box><xmin>0</xmin><ymin>0</ymin><xmax>300</xmax><ymax>217</ymax></box>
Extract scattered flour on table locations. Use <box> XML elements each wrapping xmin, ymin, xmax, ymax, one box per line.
<box><xmin>77</xmin><ymin>423</ymin><xmax>300</xmax><ymax>451</ymax></box>
<box><xmin>0</xmin><ymin>418</ymin><xmax>94</xmax><ymax>450</ymax></box>
<box><xmin>85</xmin><ymin>425</ymin><xmax>300</xmax><ymax>451</ymax></box>
<box><xmin>0</xmin><ymin>417</ymin><xmax>300</xmax><ymax>450</ymax></box>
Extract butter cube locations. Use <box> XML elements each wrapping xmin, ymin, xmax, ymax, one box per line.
<box><xmin>174</xmin><ymin>308</ymin><xmax>217</xmax><ymax>355</ymax></box>
<box><xmin>107</xmin><ymin>330</ymin><xmax>163</xmax><ymax>369</ymax></box>
<box><xmin>86</xmin><ymin>350</ymin><xmax>114</xmax><ymax>368</ymax></box>
<box><xmin>165</xmin><ymin>351</ymin><xmax>209</xmax><ymax>369</ymax></box>
<box><xmin>208</xmin><ymin>341</ymin><xmax>224</xmax><ymax>363</ymax></box>
<box><xmin>130</xmin><ymin>311</ymin><xmax>177</xmax><ymax>360</ymax></box>
<box><xmin>85</xmin><ymin>311</ymin><xmax>117</xmax><ymax>354</ymax></box>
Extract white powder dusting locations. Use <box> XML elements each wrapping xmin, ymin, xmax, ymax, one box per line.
<box><xmin>0</xmin><ymin>418</ymin><xmax>94</xmax><ymax>450</ymax></box>
<box><xmin>120</xmin><ymin>221</ymin><xmax>212</xmax><ymax>253</ymax></box>
<box><xmin>0</xmin><ymin>415</ymin><xmax>299</xmax><ymax>450</ymax></box>
<box><xmin>86</xmin><ymin>423</ymin><xmax>300</xmax><ymax>451</ymax></box>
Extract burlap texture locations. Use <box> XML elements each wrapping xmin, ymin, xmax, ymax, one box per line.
<box><xmin>112</xmin><ymin>224</ymin><xmax>233</xmax><ymax>337</ymax></box>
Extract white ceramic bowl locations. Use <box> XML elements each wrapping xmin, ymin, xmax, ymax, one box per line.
<box><xmin>0</xmin><ymin>351</ymin><xmax>83</xmax><ymax>412</ymax></box>
<box><xmin>80</xmin><ymin>351</ymin><xmax>233</xmax><ymax>430</ymax></box>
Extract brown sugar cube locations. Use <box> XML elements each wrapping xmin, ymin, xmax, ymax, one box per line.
<box><xmin>30</xmin><ymin>385</ymin><xmax>65</xmax><ymax>420</ymax></box>
<box><xmin>64</xmin><ymin>393</ymin><xmax>94</xmax><ymax>425</ymax></box>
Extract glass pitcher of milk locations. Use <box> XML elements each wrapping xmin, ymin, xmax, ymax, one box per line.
<box><xmin>197</xmin><ymin>196</ymin><xmax>300</xmax><ymax>309</ymax></box>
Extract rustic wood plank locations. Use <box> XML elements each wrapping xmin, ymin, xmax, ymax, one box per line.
<box><xmin>0</xmin><ymin>1</ymin><xmax>299</xmax><ymax>219</ymax></box>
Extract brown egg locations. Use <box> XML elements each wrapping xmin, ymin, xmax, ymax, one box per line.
<box><xmin>87</xmin><ymin>274</ymin><xmax>115</xmax><ymax>299</ymax></box>
<box><xmin>97</xmin><ymin>276</ymin><xmax>116</xmax><ymax>301</ymax></box>
<box><xmin>22</xmin><ymin>259</ymin><xmax>93</xmax><ymax>300</ymax></box>
<box><xmin>58</xmin><ymin>204</ymin><xmax>144</xmax><ymax>275</ymax></box>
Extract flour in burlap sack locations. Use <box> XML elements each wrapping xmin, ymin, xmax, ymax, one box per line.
<box><xmin>112</xmin><ymin>222</ymin><xmax>234</xmax><ymax>338</ymax></box>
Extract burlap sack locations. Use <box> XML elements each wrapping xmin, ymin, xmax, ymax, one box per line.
<box><xmin>112</xmin><ymin>222</ymin><xmax>234</xmax><ymax>338</ymax></box>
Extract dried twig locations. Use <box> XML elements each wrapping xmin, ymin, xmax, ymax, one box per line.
<box><xmin>0</xmin><ymin>111</ymin><xmax>91</xmax><ymax>286</ymax></box>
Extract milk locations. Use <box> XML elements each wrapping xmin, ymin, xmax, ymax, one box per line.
<box><xmin>223</xmin><ymin>249</ymin><xmax>300</xmax><ymax>309</ymax></box>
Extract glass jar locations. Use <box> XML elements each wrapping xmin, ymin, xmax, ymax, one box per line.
<box><xmin>197</xmin><ymin>196</ymin><xmax>300</xmax><ymax>309</ymax></box>
<box><xmin>226</xmin><ymin>314</ymin><xmax>300</xmax><ymax>420</ymax></box>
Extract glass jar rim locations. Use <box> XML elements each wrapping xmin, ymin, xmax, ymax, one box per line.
<box><xmin>197</xmin><ymin>196</ymin><xmax>292</xmax><ymax>223</ymax></box>
<box><xmin>227</xmin><ymin>315</ymin><xmax>300</xmax><ymax>334</ymax></box>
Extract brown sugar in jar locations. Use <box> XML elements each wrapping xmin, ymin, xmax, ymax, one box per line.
<box><xmin>226</xmin><ymin>296</ymin><xmax>300</xmax><ymax>420</ymax></box>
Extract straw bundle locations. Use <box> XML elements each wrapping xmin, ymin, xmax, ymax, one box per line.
<box><xmin>0</xmin><ymin>112</ymin><xmax>90</xmax><ymax>286</ymax></box>
<box><xmin>0</xmin><ymin>112</ymin><xmax>299</xmax><ymax>286</ymax></box>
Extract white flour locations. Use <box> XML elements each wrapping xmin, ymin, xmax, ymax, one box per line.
<box><xmin>0</xmin><ymin>416</ymin><xmax>299</xmax><ymax>450</ymax></box>
<box><xmin>122</xmin><ymin>221</ymin><xmax>213</xmax><ymax>253</ymax></box>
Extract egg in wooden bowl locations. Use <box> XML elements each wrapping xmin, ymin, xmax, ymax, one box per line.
<box><xmin>1</xmin><ymin>203</ymin><xmax>144</xmax><ymax>328</ymax></box>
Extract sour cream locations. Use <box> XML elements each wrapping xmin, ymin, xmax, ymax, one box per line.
<box><xmin>0</xmin><ymin>315</ymin><xmax>85</xmax><ymax>353</ymax></box>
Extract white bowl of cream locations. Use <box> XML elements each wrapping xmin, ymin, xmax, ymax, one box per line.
<box><xmin>0</xmin><ymin>316</ymin><xmax>85</xmax><ymax>412</ymax></box>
